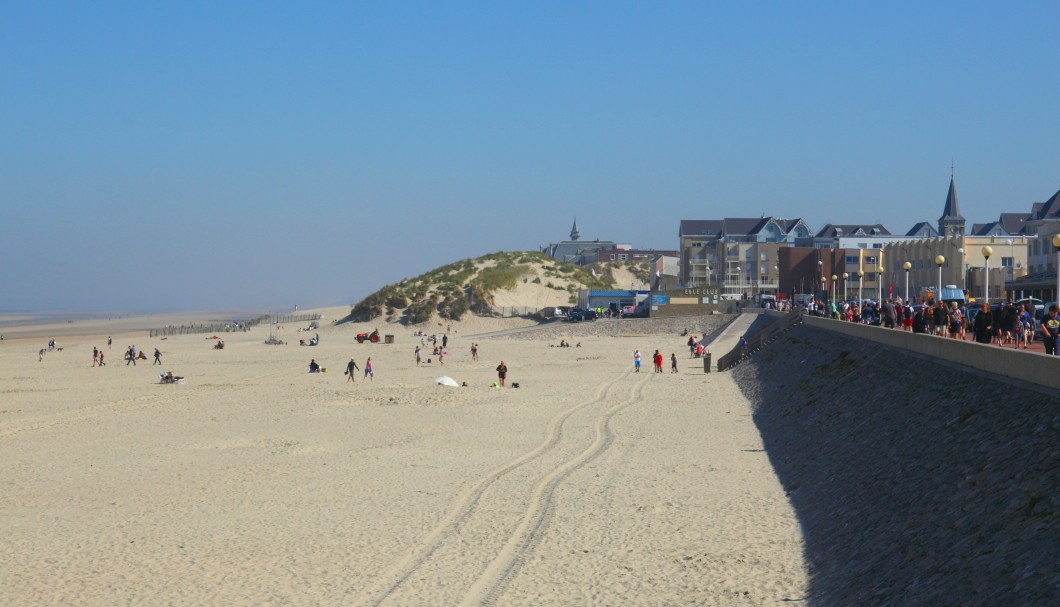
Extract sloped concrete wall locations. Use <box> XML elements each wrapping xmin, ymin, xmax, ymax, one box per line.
<box><xmin>732</xmin><ymin>325</ymin><xmax>1058</xmax><ymax>605</ymax></box>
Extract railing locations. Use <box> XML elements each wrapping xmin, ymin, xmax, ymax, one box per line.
<box><xmin>717</xmin><ymin>309</ymin><xmax>804</xmax><ymax>371</ymax></box>
<box><xmin>148</xmin><ymin>313</ymin><xmax>322</xmax><ymax>338</ymax></box>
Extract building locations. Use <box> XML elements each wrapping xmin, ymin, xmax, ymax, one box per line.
<box><xmin>678</xmin><ymin>216</ymin><xmax>814</xmax><ymax>299</ymax></box>
<box><xmin>884</xmin><ymin>235</ymin><xmax>1030</xmax><ymax>303</ymax></box>
<box><xmin>998</xmin><ymin>188</ymin><xmax>1060</xmax><ymax>300</ymax></box>
<box><xmin>541</xmin><ymin>219</ymin><xmax>618</xmax><ymax>265</ymax></box>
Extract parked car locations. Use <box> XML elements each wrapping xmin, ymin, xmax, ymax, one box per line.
<box><xmin>567</xmin><ymin>308</ymin><xmax>586</xmax><ymax>322</ymax></box>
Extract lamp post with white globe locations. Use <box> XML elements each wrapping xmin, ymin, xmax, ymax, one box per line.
<box><xmin>903</xmin><ymin>262</ymin><xmax>912</xmax><ymax>303</ymax></box>
<box><xmin>831</xmin><ymin>274</ymin><xmax>838</xmax><ymax>304</ymax></box>
<box><xmin>842</xmin><ymin>272</ymin><xmax>849</xmax><ymax>301</ymax></box>
<box><xmin>982</xmin><ymin>246</ymin><xmax>993</xmax><ymax>304</ymax></box>
<box><xmin>935</xmin><ymin>255</ymin><xmax>945</xmax><ymax>303</ymax></box>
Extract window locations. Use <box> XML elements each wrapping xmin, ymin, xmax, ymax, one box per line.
<box><xmin>610</xmin><ymin>254</ymin><xmax>615</xmax><ymax>260</ymax></box>
<box><xmin>760</xmin><ymin>252</ymin><xmax>768</xmax><ymax>261</ymax></box>
<box><xmin>873</xmin><ymin>243</ymin><xmax>883</xmax><ymax>249</ymax></box>
<box><xmin>864</xmin><ymin>256</ymin><xmax>877</xmax><ymax>264</ymax></box>
<box><xmin>1001</xmin><ymin>257</ymin><xmax>1012</xmax><ymax>268</ymax></box>
<box><xmin>846</xmin><ymin>256</ymin><xmax>860</xmax><ymax>265</ymax></box>
<box><xmin>760</xmin><ymin>264</ymin><xmax>768</xmax><ymax>274</ymax></box>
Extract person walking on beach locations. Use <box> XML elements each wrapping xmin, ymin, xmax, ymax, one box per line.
<box><xmin>415</xmin><ymin>346</ymin><xmax>422</xmax><ymax>366</ymax></box>
<box><xmin>346</xmin><ymin>358</ymin><xmax>359</xmax><ymax>382</ymax></box>
<box><xmin>364</xmin><ymin>357</ymin><xmax>374</xmax><ymax>381</ymax></box>
<box><xmin>653</xmin><ymin>350</ymin><xmax>664</xmax><ymax>373</ymax></box>
<box><xmin>39</xmin><ymin>348</ymin><xmax>46</xmax><ymax>362</ymax></box>
<box><xmin>153</xmin><ymin>348</ymin><xmax>162</xmax><ymax>365</ymax></box>
<box><xmin>98</xmin><ymin>351</ymin><xmax>105</xmax><ymax>366</ymax></box>
<box><xmin>633</xmin><ymin>350</ymin><xmax>642</xmax><ymax>372</ymax></box>
<box><xmin>671</xmin><ymin>353</ymin><xmax>678</xmax><ymax>373</ymax></box>
<box><xmin>471</xmin><ymin>343</ymin><xmax>479</xmax><ymax>361</ymax></box>
<box><xmin>442</xmin><ymin>334</ymin><xmax>448</xmax><ymax>349</ymax></box>
<box><xmin>107</xmin><ymin>336</ymin><xmax>112</xmax><ymax>349</ymax></box>
<box><xmin>93</xmin><ymin>347</ymin><xmax>99</xmax><ymax>367</ymax></box>
<box><xmin>496</xmin><ymin>361</ymin><xmax>508</xmax><ymax>387</ymax></box>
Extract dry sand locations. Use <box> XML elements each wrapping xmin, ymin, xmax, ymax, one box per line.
<box><xmin>0</xmin><ymin>308</ymin><xmax>807</xmax><ymax>606</ymax></box>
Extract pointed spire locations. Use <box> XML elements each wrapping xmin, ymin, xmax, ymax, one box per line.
<box><xmin>570</xmin><ymin>218</ymin><xmax>580</xmax><ymax>241</ymax></box>
<box><xmin>941</xmin><ymin>175</ymin><xmax>964</xmax><ymax>220</ymax></box>
<box><xmin>938</xmin><ymin>174</ymin><xmax>966</xmax><ymax>237</ymax></box>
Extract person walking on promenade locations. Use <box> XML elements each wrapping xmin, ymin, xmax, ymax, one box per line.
<box><xmin>947</xmin><ymin>302</ymin><xmax>962</xmax><ymax>339</ymax></box>
<box><xmin>495</xmin><ymin>361</ymin><xmax>508</xmax><ymax>387</ymax></box>
<box><xmin>346</xmin><ymin>358</ymin><xmax>359</xmax><ymax>382</ymax></box>
<box><xmin>153</xmin><ymin>348</ymin><xmax>162</xmax><ymax>365</ymax></box>
<box><xmin>1040</xmin><ymin>304</ymin><xmax>1060</xmax><ymax>355</ymax></box>
<box><xmin>653</xmin><ymin>350</ymin><xmax>664</xmax><ymax>373</ymax></box>
<box><xmin>633</xmin><ymin>350</ymin><xmax>642</xmax><ymax>372</ymax></box>
<box><xmin>1019</xmin><ymin>305</ymin><xmax>1033</xmax><ymax>349</ymax></box>
<box><xmin>364</xmin><ymin>357</ymin><xmax>374</xmax><ymax>381</ymax></box>
<box><xmin>881</xmin><ymin>299</ymin><xmax>896</xmax><ymax>329</ymax></box>
<box><xmin>670</xmin><ymin>353</ymin><xmax>678</xmax><ymax>373</ymax></box>
<box><xmin>972</xmin><ymin>302</ymin><xmax>993</xmax><ymax>344</ymax></box>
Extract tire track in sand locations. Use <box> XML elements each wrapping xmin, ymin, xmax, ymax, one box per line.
<box><xmin>359</xmin><ymin>371</ymin><xmax>637</xmax><ymax>607</ymax></box>
<box><xmin>459</xmin><ymin>375</ymin><xmax>650</xmax><ymax>607</ymax></box>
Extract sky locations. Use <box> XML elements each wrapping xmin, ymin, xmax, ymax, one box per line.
<box><xmin>2</xmin><ymin>1</ymin><xmax>1058</xmax><ymax>312</ymax></box>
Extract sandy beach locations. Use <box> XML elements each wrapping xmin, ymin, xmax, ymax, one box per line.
<box><xmin>0</xmin><ymin>308</ymin><xmax>807</xmax><ymax>606</ymax></box>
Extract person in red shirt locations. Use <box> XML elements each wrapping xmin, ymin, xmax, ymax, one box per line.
<box><xmin>653</xmin><ymin>350</ymin><xmax>664</xmax><ymax>373</ymax></box>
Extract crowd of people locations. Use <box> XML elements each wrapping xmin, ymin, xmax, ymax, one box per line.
<box><xmin>802</xmin><ymin>296</ymin><xmax>1059</xmax><ymax>354</ymax></box>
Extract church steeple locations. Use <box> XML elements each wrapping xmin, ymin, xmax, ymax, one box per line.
<box><xmin>938</xmin><ymin>175</ymin><xmax>966</xmax><ymax>237</ymax></box>
<box><xmin>570</xmin><ymin>218</ymin><xmax>580</xmax><ymax>241</ymax></box>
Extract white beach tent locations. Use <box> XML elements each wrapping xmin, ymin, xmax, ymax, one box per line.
<box><xmin>435</xmin><ymin>376</ymin><xmax>459</xmax><ymax>387</ymax></box>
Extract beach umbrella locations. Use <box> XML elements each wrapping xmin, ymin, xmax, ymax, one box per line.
<box><xmin>435</xmin><ymin>376</ymin><xmax>459</xmax><ymax>387</ymax></box>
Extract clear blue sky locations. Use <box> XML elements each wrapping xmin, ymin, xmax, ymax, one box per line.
<box><xmin>2</xmin><ymin>1</ymin><xmax>1057</xmax><ymax>312</ymax></box>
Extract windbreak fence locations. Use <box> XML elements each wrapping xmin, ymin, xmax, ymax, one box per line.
<box><xmin>149</xmin><ymin>313</ymin><xmax>322</xmax><ymax>338</ymax></box>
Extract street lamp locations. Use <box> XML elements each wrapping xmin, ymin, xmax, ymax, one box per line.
<box><xmin>842</xmin><ymin>272</ymin><xmax>849</xmax><ymax>301</ymax></box>
<box><xmin>958</xmin><ymin>247</ymin><xmax>966</xmax><ymax>295</ymax></box>
<box><xmin>903</xmin><ymin>261</ymin><xmax>912</xmax><ymax>303</ymax></box>
<box><xmin>858</xmin><ymin>269</ymin><xmax>865</xmax><ymax>301</ymax></box>
<box><xmin>935</xmin><ymin>255</ymin><xmax>945</xmax><ymax>304</ymax></box>
<box><xmin>982</xmin><ymin>246</ymin><xmax>993</xmax><ymax>303</ymax></box>
<box><xmin>1053</xmin><ymin>234</ymin><xmax>1060</xmax><ymax>301</ymax></box>
<box><xmin>831</xmin><ymin>274</ymin><xmax>838</xmax><ymax>304</ymax></box>
<box><xmin>878</xmin><ymin>269</ymin><xmax>884</xmax><ymax>303</ymax></box>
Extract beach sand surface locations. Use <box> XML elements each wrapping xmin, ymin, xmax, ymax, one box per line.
<box><xmin>0</xmin><ymin>308</ymin><xmax>806</xmax><ymax>606</ymax></box>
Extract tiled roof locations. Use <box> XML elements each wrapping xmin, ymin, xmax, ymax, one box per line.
<box><xmin>998</xmin><ymin>213</ymin><xmax>1031</xmax><ymax>235</ymax></box>
<box><xmin>905</xmin><ymin>222</ymin><xmax>939</xmax><ymax>237</ymax></box>
<box><xmin>816</xmin><ymin>224</ymin><xmax>892</xmax><ymax>238</ymax></box>
<box><xmin>679</xmin><ymin>220</ymin><xmax>723</xmax><ymax>237</ymax></box>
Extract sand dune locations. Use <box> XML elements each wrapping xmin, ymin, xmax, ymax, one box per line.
<box><xmin>0</xmin><ymin>310</ymin><xmax>806</xmax><ymax>605</ymax></box>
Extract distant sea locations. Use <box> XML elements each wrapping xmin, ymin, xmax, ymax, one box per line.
<box><xmin>0</xmin><ymin>310</ymin><xmax>266</xmax><ymax>328</ymax></box>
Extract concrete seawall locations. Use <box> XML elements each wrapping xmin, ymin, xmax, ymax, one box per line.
<box><xmin>802</xmin><ymin>315</ymin><xmax>1059</xmax><ymax>394</ymax></box>
<box><xmin>731</xmin><ymin>324</ymin><xmax>1058</xmax><ymax>605</ymax></box>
